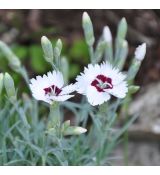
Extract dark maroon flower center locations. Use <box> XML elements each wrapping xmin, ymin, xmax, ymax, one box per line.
<box><xmin>43</xmin><ymin>85</ymin><xmax>62</xmax><ymax>96</ymax></box>
<box><xmin>91</xmin><ymin>74</ymin><xmax>113</xmax><ymax>92</ymax></box>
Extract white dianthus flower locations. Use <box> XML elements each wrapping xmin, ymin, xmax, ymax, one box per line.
<box><xmin>29</xmin><ymin>70</ymin><xmax>75</xmax><ymax>104</ymax></box>
<box><xmin>76</xmin><ymin>62</ymin><xmax>128</xmax><ymax>106</ymax></box>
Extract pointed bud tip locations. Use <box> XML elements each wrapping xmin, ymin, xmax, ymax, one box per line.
<box><xmin>41</xmin><ymin>36</ymin><xmax>54</xmax><ymax>63</ymax></box>
<box><xmin>4</xmin><ymin>72</ymin><xmax>11</xmax><ymax>78</ymax></box>
<box><xmin>56</xmin><ymin>39</ymin><xmax>62</xmax><ymax>48</ymax></box>
<box><xmin>63</xmin><ymin>126</ymin><xmax>87</xmax><ymax>136</ymax></box>
<box><xmin>4</xmin><ymin>72</ymin><xmax>16</xmax><ymax>100</ymax></box>
<box><xmin>121</xmin><ymin>17</ymin><xmax>127</xmax><ymax>24</ymax></box>
<box><xmin>83</xmin><ymin>128</ymin><xmax>87</xmax><ymax>133</ymax></box>
<box><xmin>41</xmin><ymin>36</ymin><xmax>46</xmax><ymax>39</ymax></box>
<box><xmin>135</xmin><ymin>43</ymin><xmax>146</xmax><ymax>61</ymax></box>
<box><xmin>82</xmin><ymin>11</ymin><xmax>90</xmax><ymax>22</ymax></box>
<box><xmin>41</xmin><ymin>36</ymin><xmax>51</xmax><ymax>46</ymax></box>
<box><xmin>122</xmin><ymin>40</ymin><xmax>128</xmax><ymax>47</ymax></box>
<box><xmin>103</xmin><ymin>26</ymin><xmax>112</xmax><ymax>43</ymax></box>
<box><xmin>57</xmin><ymin>38</ymin><xmax>62</xmax><ymax>42</ymax></box>
<box><xmin>64</xmin><ymin>120</ymin><xmax>70</xmax><ymax>126</ymax></box>
<box><xmin>76</xmin><ymin>127</ymin><xmax>87</xmax><ymax>134</ymax></box>
<box><xmin>119</xmin><ymin>17</ymin><xmax>127</xmax><ymax>28</ymax></box>
<box><xmin>41</xmin><ymin>36</ymin><xmax>49</xmax><ymax>43</ymax></box>
<box><xmin>4</xmin><ymin>73</ymin><xmax>14</xmax><ymax>87</ymax></box>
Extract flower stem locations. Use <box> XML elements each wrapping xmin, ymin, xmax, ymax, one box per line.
<box><xmin>18</xmin><ymin>67</ymin><xmax>30</xmax><ymax>86</ymax></box>
<box><xmin>121</xmin><ymin>95</ymin><xmax>131</xmax><ymax>165</ymax></box>
<box><xmin>48</xmin><ymin>102</ymin><xmax>61</xmax><ymax>135</ymax></box>
<box><xmin>89</xmin><ymin>46</ymin><xmax>95</xmax><ymax>64</ymax></box>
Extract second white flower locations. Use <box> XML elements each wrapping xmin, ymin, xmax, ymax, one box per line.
<box><xmin>76</xmin><ymin>62</ymin><xmax>128</xmax><ymax>106</ymax></box>
<box><xmin>29</xmin><ymin>70</ymin><xmax>76</xmax><ymax>104</ymax></box>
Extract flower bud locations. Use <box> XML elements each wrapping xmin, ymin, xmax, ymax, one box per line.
<box><xmin>103</xmin><ymin>26</ymin><xmax>113</xmax><ymax>62</ymax></box>
<box><xmin>54</xmin><ymin>39</ymin><xmax>63</xmax><ymax>68</ymax></box>
<box><xmin>82</xmin><ymin>12</ymin><xmax>95</xmax><ymax>46</ymax></box>
<box><xmin>103</xmin><ymin>26</ymin><xmax>112</xmax><ymax>43</ymax></box>
<box><xmin>116</xmin><ymin>40</ymin><xmax>128</xmax><ymax>69</ymax></box>
<box><xmin>63</xmin><ymin>126</ymin><xmax>87</xmax><ymax>136</ymax></box>
<box><xmin>63</xmin><ymin>120</ymin><xmax>71</xmax><ymax>128</ymax></box>
<box><xmin>128</xmin><ymin>85</ymin><xmax>140</xmax><ymax>94</ymax></box>
<box><xmin>41</xmin><ymin>36</ymin><xmax>54</xmax><ymax>63</ymax></box>
<box><xmin>54</xmin><ymin>39</ymin><xmax>62</xmax><ymax>58</ymax></box>
<box><xmin>128</xmin><ymin>43</ymin><xmax>146</xmax><ymax>82</ymax></box>
<box><xmin>4</xmin><ymin>72</ymin><xmax>16</xmax><ymax>102</ymax></box>
<box><xmin>134</xmin><ymin>43</ymin><xmax>146</xmax><ymax>61</ymax></box>
<box><xmin>0</xmin><ymin>41</ymin><xmax>21</xmax><ymax>71</ymax></box>
<box><xmin>94</xmin><ymin>40</ymin><xmax>106</xmax><ymax>63</ymax></box>
<box><xmin>0</xmin><ymin>73</ymin><xmax>4</xmax><ymax>95</ymax></box>
<box><xmin>61</xmin><ymin>56</ymin><xmax>69</xmax><ymax>84</ymax></box>
<box><xmin>117</xmin><ymin>17</ymin><xmax>127</xmax><ymax>40</ymax></box>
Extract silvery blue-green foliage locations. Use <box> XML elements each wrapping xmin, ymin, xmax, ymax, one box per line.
<box><xmin>0</xmin><ymin>12</ymin><xmax>145</xmax><ymax>165</ymax></box>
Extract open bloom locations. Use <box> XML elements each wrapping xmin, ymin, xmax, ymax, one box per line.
<box><xmin>29</xmin><ymin>70</ymin><xmax>75</xmax><ymax>104</ymax></box>
<box><xmin>76</xmin><ymin>62</ymin><xmax>128</xmax><ymax>106</ymax></box>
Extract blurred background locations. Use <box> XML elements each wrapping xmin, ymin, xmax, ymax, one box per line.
<box><xmin>0</xmin><ymin>9</ymin><xmax>160</xmax><ymax>165</ymax></box>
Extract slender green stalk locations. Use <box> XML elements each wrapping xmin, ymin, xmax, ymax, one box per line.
<box><xmin>89</xmin><ymin>46</ymin><xmax>95</xmax><ymax>64</ymax></box>
<box><xmin>48</xmin><ymin>102</ymin><xmax>61</xmax><ymax>137</ymax></box>
<box><xmin>18</xmin><ymin>67</ymin><xmax>30</xmax><ymax>86</ymax></box>
<box><xmin>124</xmin><ymin>128</ymin><xmax>129</xmax><ymax>165</ymax></box>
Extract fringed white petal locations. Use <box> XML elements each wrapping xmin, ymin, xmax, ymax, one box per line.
<box><xmin>47</xmin><ymin>71</ymin><xmax>64</xmax><ymax>88</ymax></box>
<box><xmin>50</xmin><ymin>95</ymin><xmax>74</xmax><ymax>102</ymax></box>
<box><xmin>107</xmin><ymin>81</ymin><xmax>128</xmax><ymax>98</ymax></box>
<box><xmin>60</xmin><ymin>84</ymin><xmax>76</xmax><ymax>95</ymax></box>
<box><xmin>75</xmin><ymin>73</ymin><xmax>87</xmax><ymax>94</ymax></box>
<box><xmin>32</xmin><ymin>93</ymin><xmax>52</xmax><ymax>104</ymax></box>
<box><xmin>100</xmin><ymin>62</ymin><xmax>126</xmax><ymax>85</ymax></box>
<box><xmin>75</xmin><ymin>64</ymin><xmax>101</xmax><ymax>94</ymax></box>
<box><xmin>86</xmin><ymin>86</ymin><xmax>111</xmax><ymax>106</ymax></box>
